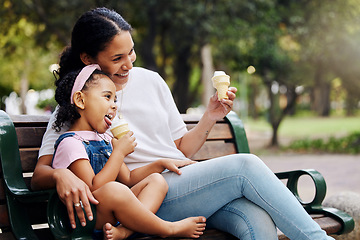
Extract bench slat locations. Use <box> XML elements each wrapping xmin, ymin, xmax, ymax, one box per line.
<box><xmin>191</xmin><ymin>141</ymin><xmax>237</xmax><ymax>161</ymax></box>
<box><xmin>0</xmin><ymin>179</ymin><xmax>5</xmax><ymax>202</ymax></box>
<box><xmin>277</xmin><ymin>215</ymin><xmax>341</xmax><ymax>240</ymax></box>
<box><xmin>0</xmin><ymin>231</ymin><xmax>16</xmax><ymax>240</ymax></box>
<box><xmin>314</xmin><ymin>216</ymin><xmax>342</xmax><ymax>235</ymax></box>
<box><xmin>132</xmin><ymin>228</ymin><xmax>237</xmax><ymax>240</ymax></box>
<box><xmin>180</xmin><ymin>114</ymin><xmax>225</xmax><ymax>124</ymax></box>
<box><xmin>0</xmin><ymin>204</ymin><xmax>10</xmax><ymax>228</ymax></box>
<box><xmin>186</xmin><ymin>123</ymin><xmax>233</xmax><ymax>140</ymax></box>
<box><xmin>10</xmin><ymin>114</ymin><xmax>50</xmax><ymax>124</ymax></box>
<box><xmin>20</xmin><ymin>148</ymin><xmax>39</xmax><ymax>172</ymax></box>
<box><xmin>15</xmin><ymin>127</ymin><xmax>47</xmax><ymax>148</ymax></box>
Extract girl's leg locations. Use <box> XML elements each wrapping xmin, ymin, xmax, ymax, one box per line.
<box><xmin>157</xmin><ymin>154</ymin><xmax>333</xmax><ymax>240</ymax></box>
<box><xmin>103</xmin><ymin>173</ymin><xmax>169</xmax><ymax>239</ymax></box>
<box><xmin>93</xmin><ymin>181</ymin><xmax>206</xmax><ymax>239</ymax></box>
<box><xmin>131</xmin><ymin>173</ymin><xmax>169</xmax><ymax>212</ymax></box>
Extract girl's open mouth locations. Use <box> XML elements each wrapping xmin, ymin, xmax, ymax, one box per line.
<box><xmin>104</xmin><ymin>114</ymin><xmax>113</xmax><ymax>128</ymax></box>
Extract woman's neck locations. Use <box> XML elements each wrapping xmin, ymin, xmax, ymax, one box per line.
<box><xmin>114</xmin><ymin>82</ymin><xmax>127</xmax><ymax>91</ymax></box>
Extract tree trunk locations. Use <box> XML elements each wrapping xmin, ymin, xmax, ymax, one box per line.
<box><xmin>341</xmin><ymin>78</ymin><xmax>360</xmax><ymax>116</ymax></box>
<box><xmin>248</xmin><ymin>81</ymin><xmax>259</xmax><ymax>119</ymax></box>
<box><xmin>264</xmin><ymin>72</ymin><xmax>281</xmax><ymax>147</ymax></box>
<box><xmin>268</xmin><ymin>89</ymin><xmax>281</xmax><ymax>147</ymax></box>
<box><xmin>265</xmin><ymin>74</ymin><xmax>299</xmax><ymax>147</ymax></box>
<box><xmin>139</xmin><ymin>5</ymin><xmax>158</xmax><ymax>72</ymax></box>
<box><xmin>158</xmin><ymin>27</ymin><xmax>169</xmax><ymax>79</ymax></box>
<box><xmin>20</xmin><ymin>73</ymin><xmax>29</xmax><ymax>115</ymax></box>
<box><xmin>286</xmin><ymin>87</ymin><xmax>296</xmax><ymax>116</ymax></box>
<box><xmin>201</xmin><ymin>44</ymin><xmax>214</xmax><ymax>107</ymax></box>
<box><xmin>20</xmin><ymin>59</ymin><xmax>31</xmax><ymax>114</ymax></box>
<box><xmin>312</xmin><ymin>61</ymin><xmax>331</xmax><ymax>116</ymax></box>
<box><xmin>173</xmin><ymin>46</ymin><xmax>191</xmax><ymax>113</ymax></box>
<box><xmin>345</xmin><ymin>87</ymin><xmax>359</xmax><ymax>116</ymax></box>
<box><xmin>271</xmin><ymin>123</ymin><xmax>279</xmax><ymax>146</ymax></box>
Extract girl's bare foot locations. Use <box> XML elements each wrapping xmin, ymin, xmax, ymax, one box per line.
<box><xmin>103</xmin><ymin>223</ymin><xmax>133</xmax><ymax>240</ymax></box>
<box><xmin>166</xmin><ymin>216</ymin><xmax>206</xmax><ymax>238</ymax></box>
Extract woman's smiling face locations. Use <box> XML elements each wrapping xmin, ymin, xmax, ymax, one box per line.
<box><xmin>91</xmin><ymin>31</ymin><xmax>136</xmax><ymax>91</ymax></box>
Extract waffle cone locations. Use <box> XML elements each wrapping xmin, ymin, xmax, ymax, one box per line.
<box><xmin>110</xmin><ymin>124</ymin><xmax>130</xmax><ymax>139</ymax></box>
<box><xmin>212</xmin><ymin>72</ymin><xmax>230</xmax><ymax>100</ymax></box>
<box><xmin>215</xmin><ymin>83</ymin><xmax>229</xmax><ymax>100</ymax></box>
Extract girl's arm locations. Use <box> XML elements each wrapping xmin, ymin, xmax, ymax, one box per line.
<box><xmin>117</xmin><ymin>158</ymin><xmax>196</xmax><ymax>187</ymax></box>
<box><xmin>175</xmin><ymin>87</ymin><xmax>237</xmax><ymax>158</ymax></box>
<box><xmin>70</xmin><ymin>132</ymin><xmax>136</xmax><ymax>192</ymax></box>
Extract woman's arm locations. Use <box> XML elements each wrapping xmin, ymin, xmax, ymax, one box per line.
<box><xmin>175</xmin><ymin>87</ymin><xmax>237</xmax><ymax>158</ymax></box>
<box><xmin>31</xmin><ymin>155</ymin><xmax>59</xmax><ymax>190</ymax></box>
<box><xmin>31</xmin><ymin>155</ymin><xmax>98</xmax><ymax>229</ymax></box>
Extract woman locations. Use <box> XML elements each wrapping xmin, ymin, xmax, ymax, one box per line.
<box><xmin>32</xmin><ymin>7</ymin><xmax>334</xmax><ymax>240</ymax></box>
<box><xmin>51</xmin><ymin>65</ymin><xmax>205</xmax><ymax>239</ymax></box>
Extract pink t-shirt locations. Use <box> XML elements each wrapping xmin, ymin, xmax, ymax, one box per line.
<box><xmin>52</xmin><ymin>131</ymin><xmax>112</xmax><ymax>169</ymax></box>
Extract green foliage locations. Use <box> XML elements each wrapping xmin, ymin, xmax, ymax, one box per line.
<box><xmin>1</xmin><ymin>0</ymin><xmax>360</xmax><ymax>119</ymax></box>
<box><xmin>0</xmin><ymin>17</ymin><xmax>59</xmax><ymax>97</ymax></box>
<box><xmin>288</xmin><ymin>132</ymin><xmax>360</xmax><ymax>154</ymax></box>
<box><xmin>36</xmin><ymin>95</ymin><xmax>56</xmax><ymax>108</ymax></box>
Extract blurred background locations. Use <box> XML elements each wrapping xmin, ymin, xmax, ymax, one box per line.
<box><xmin>0</xmin><ymin>0</ymin><xmax>359</xmax><ymax>155</ymax></box>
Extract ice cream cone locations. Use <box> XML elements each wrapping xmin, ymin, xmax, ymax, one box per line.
<box><xmin>212</xmin><ymin>71</ymin><xmax>230</xmax><ymax>100</ymax></box>
<box><xmin>110</xmin><ymin>115</ymin><xmax>130</xmax><ymax>139</ymax></box>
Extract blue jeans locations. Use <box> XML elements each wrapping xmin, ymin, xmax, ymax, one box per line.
<box><xmin>157</xmin><ymin>154</ymin><xmax>334</xmax><ymax>240</ymax></box>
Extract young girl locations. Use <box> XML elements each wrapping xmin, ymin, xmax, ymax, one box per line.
<box><xmin>51</xmin><ymin>64</ymin><xmax>206</xmax><ymax>240</ymax></box>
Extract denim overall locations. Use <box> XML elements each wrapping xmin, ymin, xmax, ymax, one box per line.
<box><xmin>53</xmin><ymin>132</ymin><xmax>112</xmax><ymax>175</ymax></box>
<box><xmin>53</xmin><ymin>132</ymin><xmax>115</xmax><ymax>239</ymax></box>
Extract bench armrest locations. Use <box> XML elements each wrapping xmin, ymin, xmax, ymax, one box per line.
<box><xmin>47</xmin><ymin>191</ymin><xmax>96</xmax><ymax>239</ymax></box>
<box><xmin>225</xmin><ymin>111</ymin><xmax>250</xmax><ymax>153</ymax></box>
<box><xmin>275</xmin><ymin>169</ymin><xmax>326</xmax><ymax>208</ymax></box>
<box><xmin>275</xmin><ymin>169</ymin><xmax>354</xmax><ymax>234</ymax></box>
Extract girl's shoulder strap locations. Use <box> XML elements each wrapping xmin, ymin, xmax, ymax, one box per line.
<box><xmin>54</xmin><ymin>132</ymin><xmax>76</xmax><ymax>150</ymax></box>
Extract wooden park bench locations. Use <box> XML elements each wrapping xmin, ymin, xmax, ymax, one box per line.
<box><xmin>0</xmin><ymin>110</ymin><xmax>354</xmax><ymax>239</ymax></box>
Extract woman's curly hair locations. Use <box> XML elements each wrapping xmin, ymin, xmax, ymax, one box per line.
<box><xmin>53</xmin><ymin>69</ymin><xmax>109</xmax><ymax>132</ymax></box>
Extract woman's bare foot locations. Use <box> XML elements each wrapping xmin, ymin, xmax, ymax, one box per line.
<box><xmin>103</xmin><ymin>223</ymin><xmax>133</xmax><ymax>240</ymax></box>
<box><xmin>166</xmin><ymin>216</ymin><xmax>206</xmax><ymax>238</ymax></box>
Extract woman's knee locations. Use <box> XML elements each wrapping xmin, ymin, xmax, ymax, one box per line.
<box><xmin>225</xmin><ymin>153</ymin><xmax>264</xmax><ymax>170</ymax></box>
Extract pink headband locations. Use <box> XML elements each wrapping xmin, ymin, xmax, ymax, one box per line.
<box><xmin>70</xmin><ymin>64</ymin><xmax>101</xmax><ymax>104</ymax></box>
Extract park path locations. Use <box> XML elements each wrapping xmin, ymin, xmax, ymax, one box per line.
<box><xmin>245</xmin><ymin>128</ymin><xmax>360</xmax><ymax>201</ymax></box>
<box><xmin>259</xmin><ymin>153</ymin><xmax>360</xmax><ymax>201</ymax></box>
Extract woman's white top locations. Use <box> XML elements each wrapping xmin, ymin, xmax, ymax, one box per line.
<box><xmin>39</xmin><ymin>67</ymin><xmax>188</xmax><ymax>170</ymax></box>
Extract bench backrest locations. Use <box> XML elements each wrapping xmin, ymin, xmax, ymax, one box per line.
<box><xmin>0</xmin><ymin>110</ymin><xmax>249</xmax><ymax>238</ymax></box>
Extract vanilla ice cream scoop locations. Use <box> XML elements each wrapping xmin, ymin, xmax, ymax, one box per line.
<box><xmin>110</xmin><ymin>115</ymin><xmax>130</xmax><ymax>139</ymax></box>
<box><xmin>211</xmin><ymin>71</ymin><xmax>230</xmax><ymax>100</ymax></box>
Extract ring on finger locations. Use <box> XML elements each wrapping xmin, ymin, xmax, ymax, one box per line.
<box><xmin>74</xmin><ymin>202</ymin><xmax>81</xmax><ymax>207</ymax></box>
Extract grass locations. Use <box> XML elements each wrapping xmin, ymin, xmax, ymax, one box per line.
<box><xmin>244</xmin><ymin>116</ymin><xmax>360</xmax><ymax>140</ymax></box>
<box><xmin>243</xmin><ymin>115</ymin><xmax>360</xmax><ymax>154</ymax></box>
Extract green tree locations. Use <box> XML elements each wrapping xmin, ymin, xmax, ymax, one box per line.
<box><xmin>0</xmin><ymin>16</ymin><xmax>59</xmax><ymax>112</ymax></box>
<box><xmin>288</xmin><ymin>0</ymin><xmax>360</xmax><ymax>116</ymax></box>
<box><xmin>118</xmin><ymin>0</ymin><xmax>261</xmax><ymax>112</ymax></box>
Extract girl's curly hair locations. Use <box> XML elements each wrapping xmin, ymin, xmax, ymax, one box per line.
<box><xmin>53</xmin><ymin>69</ymin><xmax>109</xmax><ymax>132</ymax></box>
